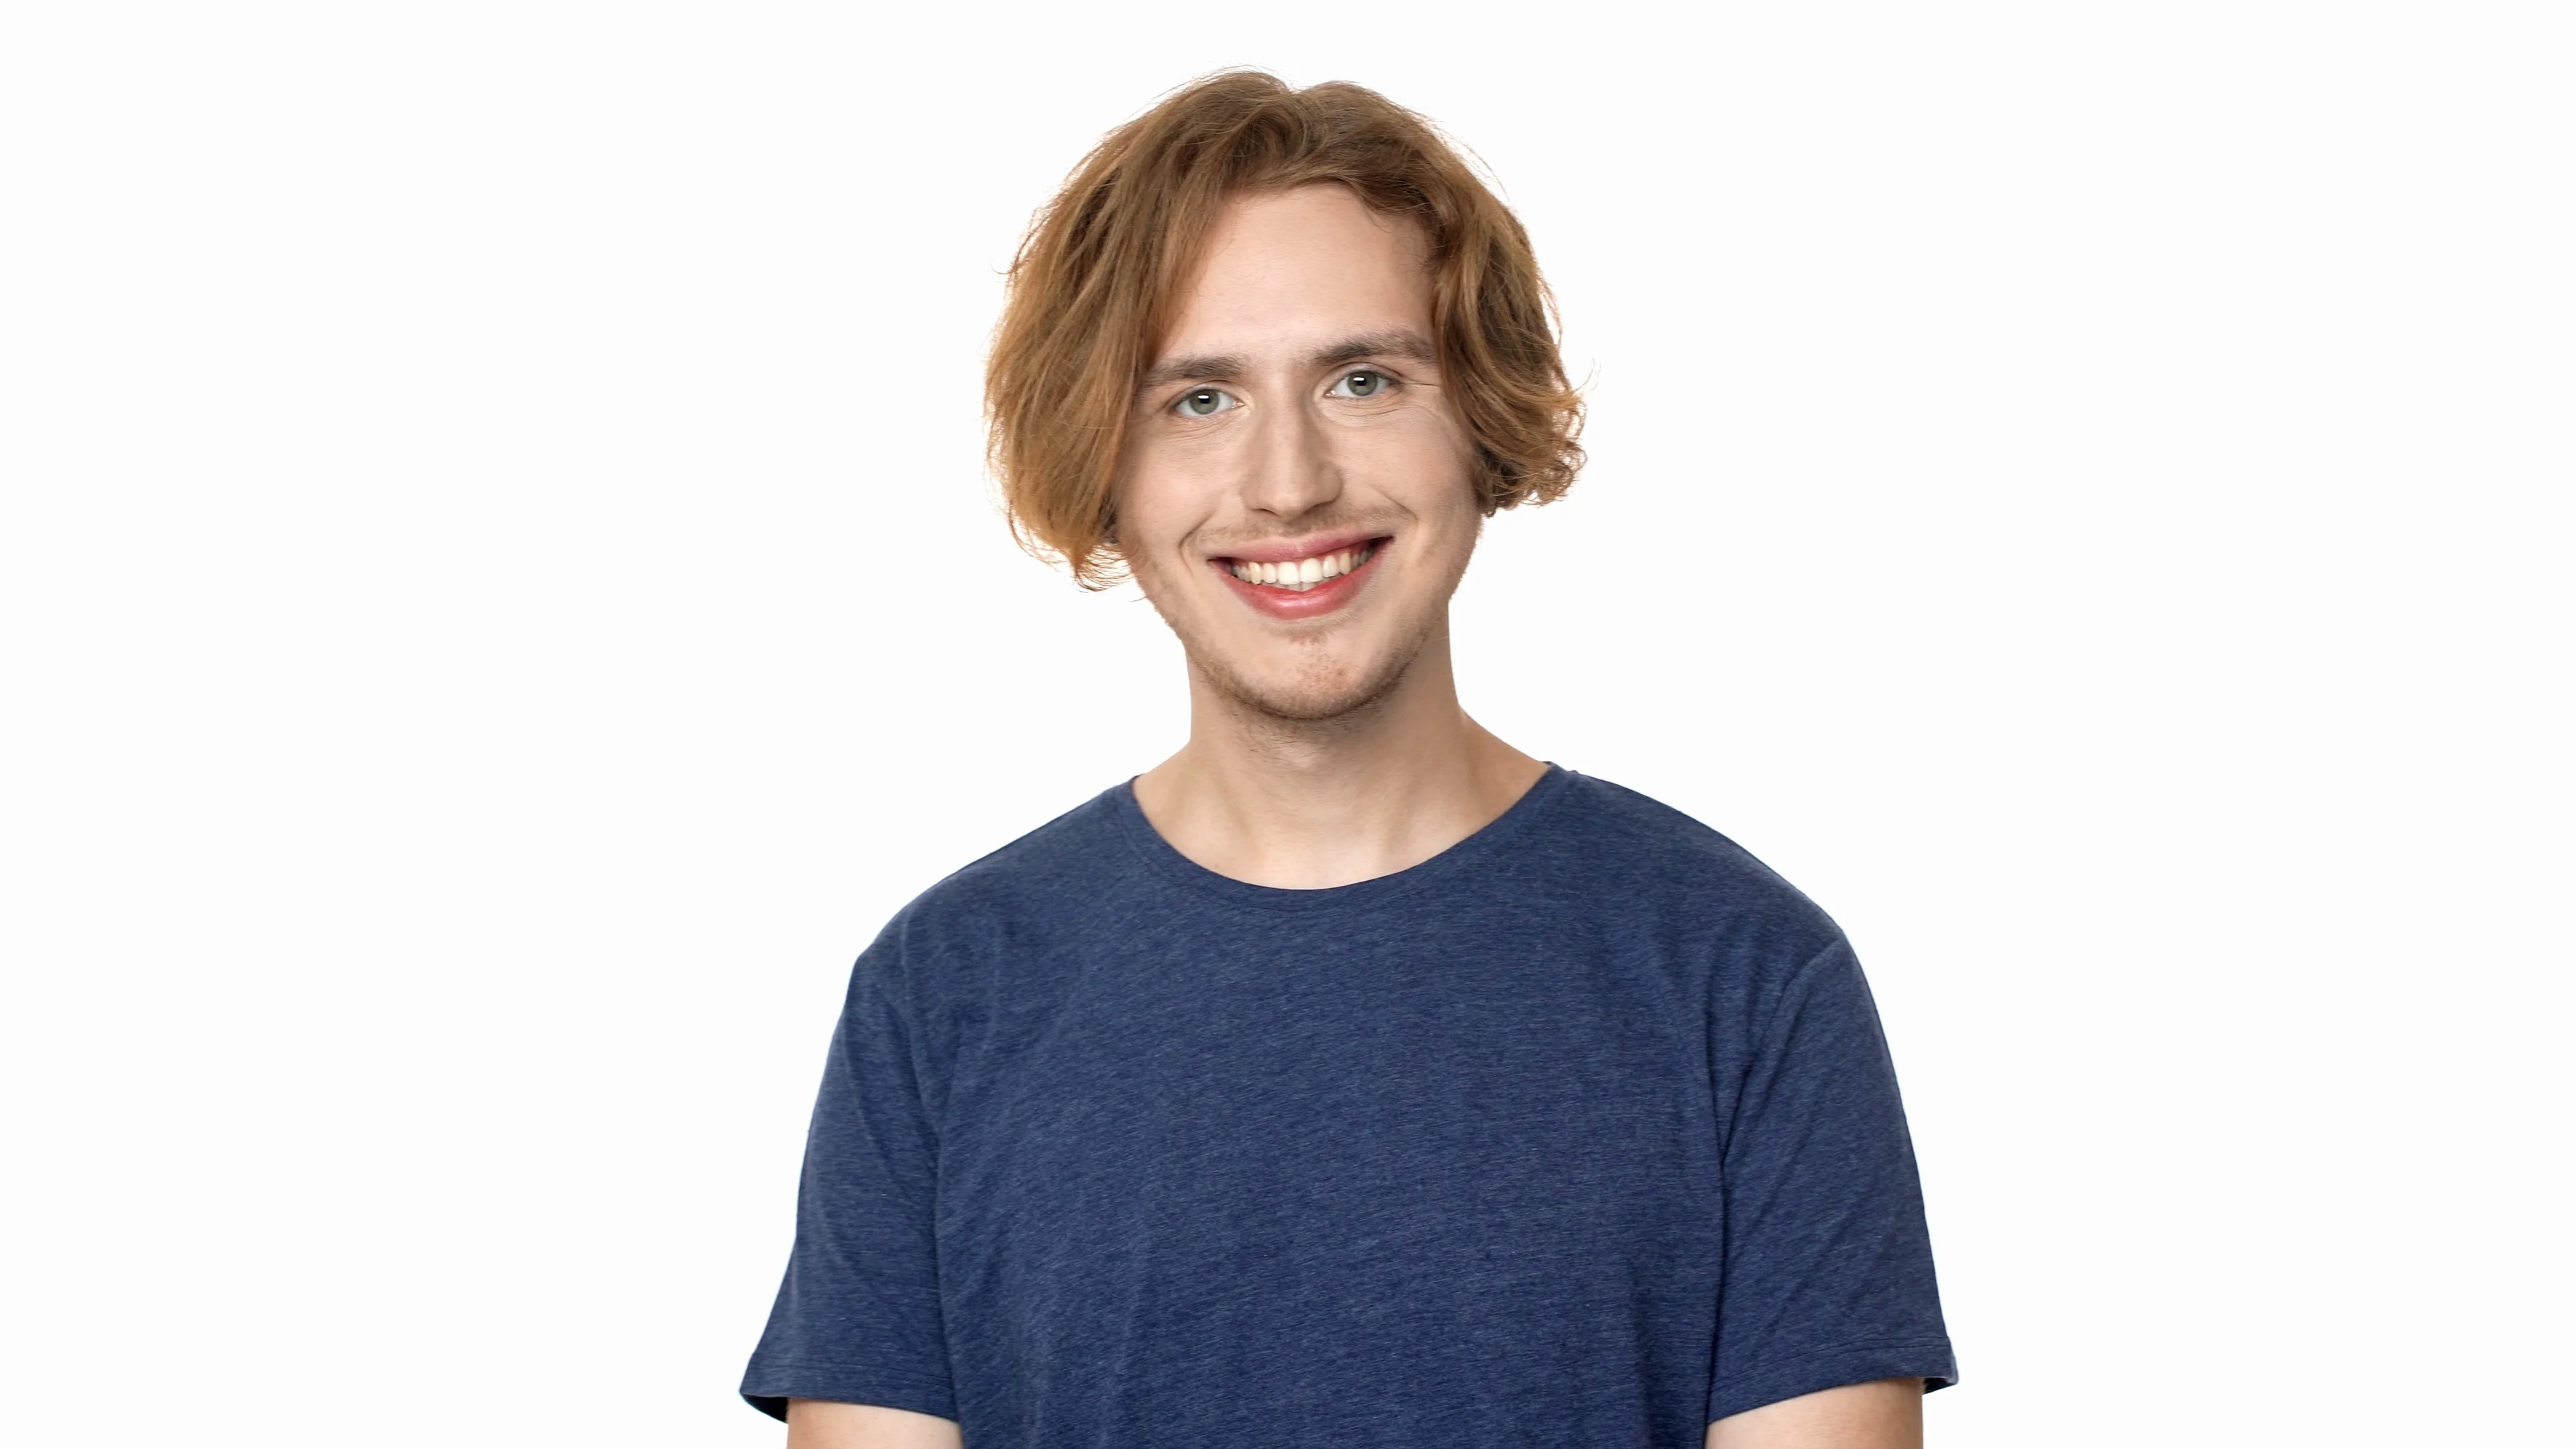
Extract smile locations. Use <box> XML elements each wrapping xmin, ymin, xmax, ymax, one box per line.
<box><xmin>1208</xmin><ymin>534</ymin><xmax>1389</xmax><ymax>621</ymax></box>
<box><xmin>1224</xmin><ymin>541</ymin><xmax>1377</xmax><ymax>592</ymax></box>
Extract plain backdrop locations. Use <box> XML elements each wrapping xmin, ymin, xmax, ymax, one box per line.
<box><xmin>3</xmin><ymin>3</ymin><xmax>2569</xmax><ymax>1445</ymax></box>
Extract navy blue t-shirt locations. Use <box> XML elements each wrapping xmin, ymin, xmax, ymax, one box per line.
<box><xmin>743</xmin><ymin>766</ymin><xmax>1954</xmax><ymax>1443</ymax></box>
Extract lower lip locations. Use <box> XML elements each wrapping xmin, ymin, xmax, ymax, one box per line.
<box><xmin>1211</xmin><ymin>543</ymin><xmax>1386</xmax><ymax>621</ymax></box>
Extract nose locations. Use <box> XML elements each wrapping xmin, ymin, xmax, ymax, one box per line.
<box><xmin>1238</xmin><ymin>390</ymin><xmax>1342</xmax><ymax>522</ymax></box>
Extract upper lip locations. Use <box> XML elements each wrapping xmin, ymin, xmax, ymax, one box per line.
<box><xmin>1210</xmin><ymin>530</ymin><xmax>1387</xmax><ymax>566</ymax></box>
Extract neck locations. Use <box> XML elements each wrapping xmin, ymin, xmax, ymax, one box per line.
<box><xmin>1130</xmin><ymin>619</ymin><xmax>1548</xmax><ymax>888</ymax></box>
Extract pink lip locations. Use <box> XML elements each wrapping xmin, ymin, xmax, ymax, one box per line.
<box><xmin>1214</xmin><ymin>529</ymin><xmax>1384</xmax><ymax>566</ymax></box>
<box><xmin>1208</xmin><ymin>535</ymin><xmax>1389</xmax><ymax>621</ymax></box>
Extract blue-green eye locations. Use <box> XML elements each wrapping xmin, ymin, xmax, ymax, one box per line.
<box><xmin>1328</xmin><ymin>370</ymin><xmax>1391</xmax><ymax>398</ymax></box>
<box><xmin>1175</xmin><ymin>388</ymin><xmax>1238</xmax><ymax>417</ymax></box>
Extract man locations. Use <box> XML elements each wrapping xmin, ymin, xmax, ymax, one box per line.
<box><xmin>743</xmin><ymin>72</ymin><xmax>1955</xmax><ymax>1448</ymax></box>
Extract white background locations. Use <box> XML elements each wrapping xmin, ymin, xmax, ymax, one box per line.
<box><xmin>3</xmin><ymin>3</ymin><xmax>2568</xmax><ymax>1444</ymax></box>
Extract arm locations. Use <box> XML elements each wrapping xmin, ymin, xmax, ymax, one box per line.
<box><xmin>786</xmin><ymin>1399</ymin><xmax>963</xmax><ymax>1449</ymax></box>
<box><xmin>1703</xmin><ymin>940</ymin><xmax>1953</xmax><ymax>1426</ymax></box>
<box><xmin>1707</xmin><ymin>1377</ymin><xmax>1923</xmax><ymax>1449</ymax></box>
<box><xmin>743</xmin><ymin>920</ymin><xmax>961</xmax><ymax>1427</ymax></box>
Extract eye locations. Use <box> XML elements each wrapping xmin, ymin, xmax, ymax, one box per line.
<box><xmin>1328</xmin><ymin>369</ymin><xmax>1393</xmax><ymax>398</ymax></box>
<box><xmin>1173</xmin><ymin>387</ymin><xmax>1239</xmax><ymax>418</ymax></box>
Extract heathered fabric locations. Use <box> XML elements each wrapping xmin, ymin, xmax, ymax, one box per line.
<box><xmin>742</xmin><ymin>766</ymin><xmax>1954</xmax><ymax>1444</ymax></box>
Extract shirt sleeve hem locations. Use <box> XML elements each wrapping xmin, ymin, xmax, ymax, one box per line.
<box><xmin>1707</xmin><ymin>1338</ymin><xmax>1959</xmax><ymax>1425</ymax></box>
<box><xmin>739</xmin><ymin>1360</ymin><xmax>958</xmax><ymax>1424</ymax></box>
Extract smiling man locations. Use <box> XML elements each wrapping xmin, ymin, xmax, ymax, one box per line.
<box><xmin>742</xmin><ymin>72</ymin><xmax>1955</xmax><ymax>1449</ymax></box>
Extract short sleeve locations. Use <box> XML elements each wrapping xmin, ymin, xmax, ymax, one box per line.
<box><xmin>1707</xmin><ymin>937</ymin><xmax>1956</xmax><ymax>1424</ymax></box>
<box><xmin>741</xmin><ymin>919</ymin><xmax>957</xmax><ymax>1423</ymax></box>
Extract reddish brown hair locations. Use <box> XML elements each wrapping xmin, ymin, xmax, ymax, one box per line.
<box><xmin>985</xmin><ymin>70</ymin><xmax>1586</xmax><ymax>588</ymax></box>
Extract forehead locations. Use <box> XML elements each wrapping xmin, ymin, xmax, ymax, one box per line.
<box><xmin>1156</xmin><ymin>184</ymin><xmax>1433</xmax><ymax>360</ymax></box>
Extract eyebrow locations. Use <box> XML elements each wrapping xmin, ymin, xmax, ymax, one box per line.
<box><xmin>1138</xmin><ymin>329</ymin><xmax>1439</xmax><ymax>390</ymax></box>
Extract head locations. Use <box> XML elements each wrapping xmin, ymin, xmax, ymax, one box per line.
<box><xmin>985</xmin><ymin>72</ymin><xmax>1582</xmax><ymax>721</ymax></box>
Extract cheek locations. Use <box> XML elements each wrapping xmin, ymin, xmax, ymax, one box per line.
<box><xmin>1375</xmin><ymin>417</ymin><xmax>1481</xmax><ymax>533</ymax></box>
<box><xmin>1111</xmin><ymin>455</ymin><xmax>1191</xmax><ymax>555</ymax></box>
<box><xmin>1110</xmin><ymin>462</ymin><xmax>1224</xmax><ymax>604</ymax></box>
<box><xmin>1344</xmin><ymin>406</ymin><xmax>1475</xmax><ymax>490</ymax></box>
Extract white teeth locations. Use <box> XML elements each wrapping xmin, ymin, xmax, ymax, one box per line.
<box><xmin>1230</xmin><ymin>543</ymin><xmax>1379</xmax><ymax>590</ymax></box>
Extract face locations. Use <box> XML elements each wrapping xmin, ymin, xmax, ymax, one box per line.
<box><xmin>1116</xmin><ymin>184</ymin><xmax>1483</xmax><ymax>723</ymax></box>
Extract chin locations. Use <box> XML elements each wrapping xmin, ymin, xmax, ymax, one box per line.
<box><xmin>1199</xmin><ymin>647</ymin><xmax>1411</xmax><ymax>724</ymax></box>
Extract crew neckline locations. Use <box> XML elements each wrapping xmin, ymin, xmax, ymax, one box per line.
<box><xmin>1106</xmin><ymin>763</ymin><xmax>1575</xmax><ymax>912</ymax></box>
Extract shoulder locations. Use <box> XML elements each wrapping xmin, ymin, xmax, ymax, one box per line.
<box><xmin>886</xmin><ymin>784</ymin><xmax>1134</xmax><ymax>939</ymax></box>
<box><xmin>1538</xmin><ymin>769</ymin><xmax>1849</xmax><ymax>965</ymax></box>
<box><xmin>855</xmin><ymin>784</ymin><xmax>1158</xmax><ymax>1006</ymax></box>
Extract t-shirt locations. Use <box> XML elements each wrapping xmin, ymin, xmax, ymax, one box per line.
<box><xmin>741</xmin><ymin>765</ymin><xmax>1955</xmax><ymax>1444</ymax></box>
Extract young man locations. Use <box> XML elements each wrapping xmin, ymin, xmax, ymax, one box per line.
<box><xmin>743</xmin><ymin>72</ymin><xmax>1954</xmax><ymax>1448</ymax></box>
